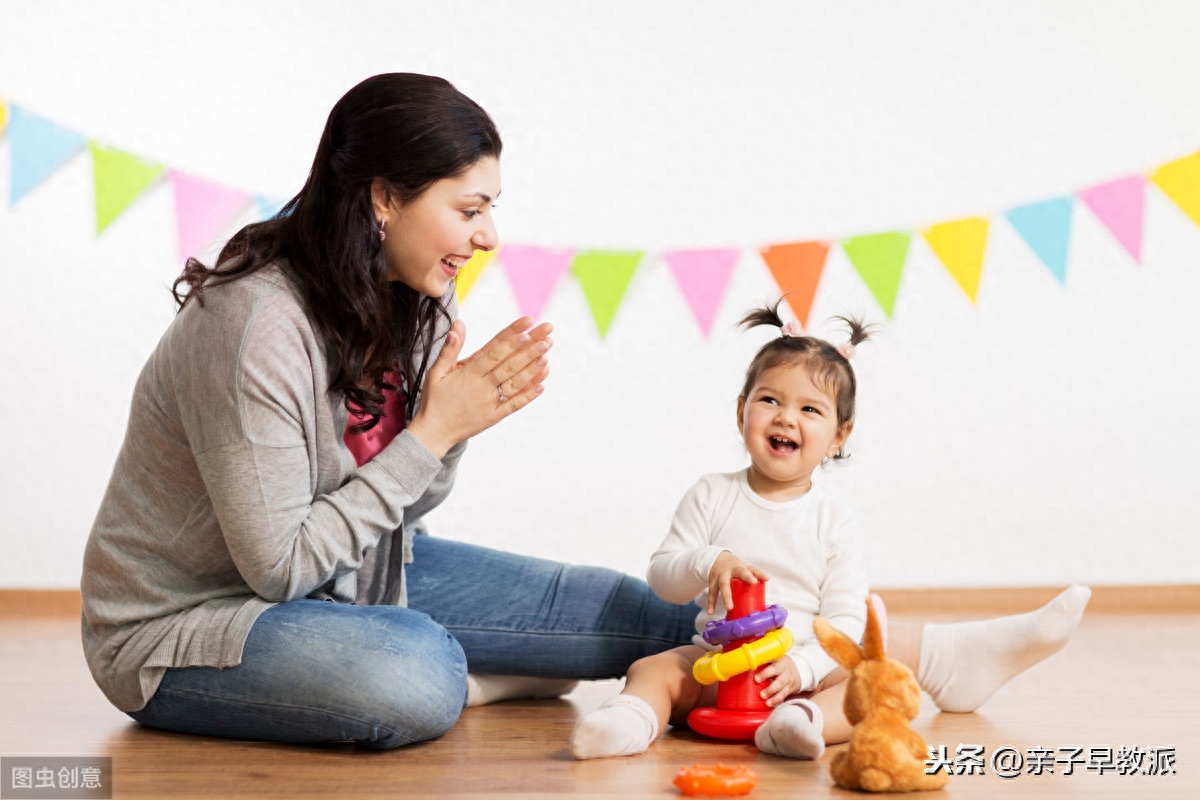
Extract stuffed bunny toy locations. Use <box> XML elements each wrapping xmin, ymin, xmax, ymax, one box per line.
<box><xmin>813</xmin><ymin>599</ymin><xmax>949</xmax><ymax>793</ymax></box>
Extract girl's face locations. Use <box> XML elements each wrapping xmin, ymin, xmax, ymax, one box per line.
<box><xmin>376</xmin><ymin>156</ymin><xmax>501</xmax><ymax>298</ymax></box>
<box><xmin>736</xmin><ymin>361</ymin><xmax>852</xmax><ymax>501</ymax></box>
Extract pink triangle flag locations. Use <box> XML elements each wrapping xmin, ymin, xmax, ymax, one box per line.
<box><xmin>662</xmin><ymin>248</ymin><xmax>740</xmax><ymax>338</ymax></box>
<box><xmin>169</xmin><ymin>169</ymin><xmax>250</xmax><ymax>265</ymax></box>
<box><xmin>497</xmin><ymin>245</ymin><xmax>575</xmax><ymax>320</ymax></box>
<box><xmin>1078</xmin><ymin>175</ymin><xmax>1145</xmax><ymax>263</ymax></box>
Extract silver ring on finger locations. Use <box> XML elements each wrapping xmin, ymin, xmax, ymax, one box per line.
<box><xmin>498</xmin><ymin>385</ymin><xmax>508</xmax><ymax>403</ymax></box>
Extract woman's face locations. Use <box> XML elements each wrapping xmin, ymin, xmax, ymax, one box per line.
<box><xmin>379</xmin><ymin>156</ymin><xmax>500</xmax><ymax>297</ymax></box>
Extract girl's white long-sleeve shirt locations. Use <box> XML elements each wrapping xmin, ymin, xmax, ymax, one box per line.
<box><xmin>647</xmin><ymin>469</ymin><xmax>869</xmax><ymax>691</ymax></box>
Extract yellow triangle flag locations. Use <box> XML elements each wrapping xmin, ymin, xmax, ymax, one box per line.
<box><xmin>0</xmin><ymin>100</ymin><xmax>8</xmax><ymax>138</ymax></box>
<box><xmin>90</xmin><ymin>141</ymin><xmax>164</xmax><ymax>233</ymax></box>
<box><xmin>923</xmin><ymin>216</ymin><xmax>989</xmax><ymax>302</ymax></box>
<box><xmin>455</xmin><ymin>248</ymin><xmax>499</xmax><ymax>304</ymax></box>
<box><xmin>1150</xmin><ymin>152</ymin><xmax>1200</xmax><ymax>228</ymax></box>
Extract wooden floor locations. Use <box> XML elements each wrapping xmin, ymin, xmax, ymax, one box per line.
<box><xmin>2</xmin><ymin>605</ymin><xmax>1196</xmax><ymax>799</ymax></box>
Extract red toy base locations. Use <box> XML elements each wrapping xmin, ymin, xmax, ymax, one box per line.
<box><xmin>687</xmin><ymin>707</ymin><xmax>772</xmax><ymax>741</ymax></box>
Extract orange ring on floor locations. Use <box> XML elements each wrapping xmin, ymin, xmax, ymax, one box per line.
<box><xmin>673</xmin><ymin>763</ymin><xmax>758</xmax><ymax>797</ymax></box>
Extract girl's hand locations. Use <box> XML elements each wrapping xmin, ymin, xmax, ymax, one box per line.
<box><xmin>754</xmin><ymin>656</ymin><xmax>802</xmax><ymax>706</ymax></box>
<box><xmin>407</xmin><ymin>316</ymin><xmax>552</xmax><ymax>458</ymax></box>
<box><xmin>706</xmin><ymin>551</ymin><xmax>770</xmax><ymax>615</ymax></box>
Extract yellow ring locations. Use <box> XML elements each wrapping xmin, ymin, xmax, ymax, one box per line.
<box><xmin>692</xmin><ymin>627</ymin><xmax>795</xmax><ymax>685</ymax></box>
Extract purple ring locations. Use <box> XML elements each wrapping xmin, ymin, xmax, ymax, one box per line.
<box><xmin>703</xmin><ymin>604</ymin><xmax>789</xmax><ymax>646</ymax></box>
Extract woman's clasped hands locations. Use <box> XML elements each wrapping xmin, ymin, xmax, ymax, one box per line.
<box><xmin>407</xmin><ymin>315</ymin><xmax>552</xmax><ymax>458</ymax></box>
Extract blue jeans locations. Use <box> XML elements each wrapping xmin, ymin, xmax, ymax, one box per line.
<box><xmin>128</xmin><ymin>535</ymin><xmax>698</xmax><ymax>749</ymax></box>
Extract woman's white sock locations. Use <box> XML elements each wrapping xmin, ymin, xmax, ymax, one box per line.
<box><xmin>917</xmin><ymin>584</ymin><xmax>1091</xmax><ymax>713</ymax></box>
<box><xmin>754</xmin><ymin>698</ymin><xmax>825</xmax><ymax>759</ymax></box>
<box><xmin>465</xmin><ymin>673</ymin><xmax>579</xmax><ymax>707</ymax></box>
<box><xmin>569</xmin><ymin>694</ymin><xmax>659</xmax><ymax>760</ymax></box>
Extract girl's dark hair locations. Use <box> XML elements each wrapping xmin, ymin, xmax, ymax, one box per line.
<box><xmin>171</xmin><ymin>73</ymin><xmax>502</xmax><ymax>429</ymax></box>
<box><xmin>738</xmin><ymin>299</ymin><xmax>874</xmax><ymax>460</ymax></box>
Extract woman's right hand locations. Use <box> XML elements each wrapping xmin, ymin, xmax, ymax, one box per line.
<box><xmin>406</xmin><ymin>316</ymin><xmax>552</xmax><ymax>458</ymax></box>
<box><xmin>707</xmin><ymin>551</ymin><xmax>770</xmax><ymax>615</ymax></box>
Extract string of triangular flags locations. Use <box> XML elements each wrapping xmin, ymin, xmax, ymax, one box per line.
<box><xmin>0</xmin><ymin>101</ymin><xmax>286</xmax><ymax>269</ymax></box>
<box><xmin>3</xmin><ymin>97</ymin><xmax>1198</xmax><ymax>337</ymax></box>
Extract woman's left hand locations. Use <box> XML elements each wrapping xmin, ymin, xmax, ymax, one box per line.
<box><xmin>754</xmin><ymin>657</ymin><xmax>802</xmax><ymax>706</ymax></box>
<box><xmin>407</xmin><ymin>315</ymin><xmax>552</xmax><ymax>458</ymax></box>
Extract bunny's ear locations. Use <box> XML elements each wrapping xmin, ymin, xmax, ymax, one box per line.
<box><xmin>814</xmin><ymin>615</ymin><xmax>862</xmax><ymax>670</ymax></box>
<box><xmin>861</xmin><ymin>597</ymin><xmax>885</xmax><ymax>661</ymax></box>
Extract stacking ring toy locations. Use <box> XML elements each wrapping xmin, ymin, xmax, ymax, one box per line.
<box><xmin>703</xmin><ymin>603</ymin><xmax>788</xmax><ymax>646</ymax></box>
<box><xmin>693</xmin><ymin>626</ymin><xmax>795</xmax><ymax>685</ymax></box>
<box><xmin>672</xmin><ymin>763</ymin><xmax>758</xmax><ymax>797</ymax></box>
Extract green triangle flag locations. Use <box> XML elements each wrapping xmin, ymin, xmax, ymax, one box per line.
<box><xmin>840</xmin><ymin>231</ymin><xmax>911</xmax><ymax>317</ymax></box>
<box><xmin>90</xmin><ymin>141</ymin><xmax>165</xmax><ymax>233</ymax></box>
<box><xmin>571</xmin><ymin>250</ymin><xmax>643</xmax><ymax>337</ymax></box>
<box><xmin>923</xmin><ymin>217</ymin><xmax>989</xmax><ymax>303</ymax></box>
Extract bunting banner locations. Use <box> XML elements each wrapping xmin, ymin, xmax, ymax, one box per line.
<box><xmin>454</xmin><ymin>248</ymin><xmax>497</xmax><ymax>303</ymax></box>
<box><xmin>841</xmin><ymin>232</ymin><xmax>911</xmax><ymax>318</ymax></box>
<box><xmin>2</xmin><ymin>99</ymin><xmax>1199</xmax><ymax>338</ymax></box>
<box><xmin>254</xmin><ymin>195</ymin><xmax>288</xmax><ymax>222</ymax></box>
<box><xmin>1150</xmin><ymin>152</ymin><xmax>1200</xmax><ymax>228</ymax></box>
<box><xmin>1006</xmin><ymin>197</ymin><xmax>1074</xmax><ymax>284</ymax></box>
<box><xmin>923</xmin><ymin>217</ymin><xmax>989</xmax><ymax>303</ymax></box>
<box><xmin>169</xmin><ymin>170</ymin><xmax>250</xmax><ymax>265</ymax></box>
<box><xmin>90</xmin><ymin>142</ymin><xmax>164</xmax><ymax>234</ymax></box>
<box><xmin>497</xmin><ymin>245</ymin><xmax>574</xmax><ymax>321</ymax></box>
<box><xmin>572</xmin><ymin>250</ymin><xmax>643</xmax><ymax>337</ymax></box>
<box><xmin>664</xmin><ymin>248</ymin><xmax>740</xmax><ymax>337</ymax></box>
<box><xmin>8</xmin><ymin>106</ymin><xmax>86</xmax><ymax>204</ymax></box>
<box><xmin>1078</xmin><ymin>176</ymin><xmax>1145</xmax><ymax>263</ymax></box>
<box><xmin>758</xmin><ymin>242</ymin><xmax>830</xmax><ymax>330</ymax></box>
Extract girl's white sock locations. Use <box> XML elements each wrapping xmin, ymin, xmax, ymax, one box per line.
<box><xmin>917</xmin><ymin>584</ymin><xmax>1091</xmax><ymax>713</ymax></box>
<box><xmin>465</xmin><ymin>673</ymin><xmax>578</xmax><ymax>707</ymax></box>
<box><xmin>754</xmin><ymin>698</ymin><xmax>825</xmax><ymax>759</ymax></box>
<box><xmin>569</xmin><ymin>694</ymin><xmax>659</xmax><ymax>760</ymax></box>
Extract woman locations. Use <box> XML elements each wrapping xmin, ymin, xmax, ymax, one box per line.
<box><xmin>82</xmin><ymin>72</ymin><xmax>1089</xmax><ymax>751</ymax></box>
<box><xmin>81</xmin><ymin>73</ymin><xmax>698</xmax><ymax>749</ymax></box>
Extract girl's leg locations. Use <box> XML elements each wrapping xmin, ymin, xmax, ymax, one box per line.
<box><xmin>888</xmin><ymin>584</ymin><xmax>1091</xmax><ymax>712</ymax></box>
<box><xmin>128</xmin><ymin>600</ymin><xmax>467</xmax><ymax>750</ymax></box>
<box><xmin>755</xmin><ymin>671</ymin><xmax>852</xmax><ymax>759</ymax></box>
<box><xmin>405</xmin><ymin>534</ymin><xmax>698</xmax><ymax>680</ymax></box>
<box><xmin>570</xmin><ymin>645</ymin><xmax>710</xmax><ymax>760</ymax></box>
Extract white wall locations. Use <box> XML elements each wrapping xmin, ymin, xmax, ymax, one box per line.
<box><xmin>2</xmin><ymin>1</ymin><xmax>1198</xmax><ymax>589</ymax></box>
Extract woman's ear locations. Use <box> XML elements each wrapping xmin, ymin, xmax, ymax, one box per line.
<box><xmin>370</xmin><ymin>178</ymin><xmax>393</xmax><ymax>224</ymax></box>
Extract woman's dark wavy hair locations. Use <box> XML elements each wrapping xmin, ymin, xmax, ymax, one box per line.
<box><xmin>172</xmin><ymin>73</ymin><xmax>502</xmax><ymax>429</ymax></box>
<box><xmin>738</xmin><ymin>299</ymin><xmax>875</xmax><ymax>460</ymax></box>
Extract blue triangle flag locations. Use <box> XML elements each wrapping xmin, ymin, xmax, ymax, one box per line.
<box><xmin>253</xmin><ymin>195</ymin><xmax>288</xmax><ymax>221</ymax></box>
<box><xmin>8</xmin><ymin>106</ymin><xmax>87</xmax><ymax>205</ymax></box>
<box><xmin>1005</xmin><ymin>197</ymin><xmax>1074</xmax><ymax>284</ymax></box>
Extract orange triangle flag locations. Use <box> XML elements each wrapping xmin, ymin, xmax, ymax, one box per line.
<box><xmin>923</xmin><ymin>217</ymin><xmax>989</xmax><ymax>302</ymax></box>
<box><xmin>758</xmin><ymin>241</ymin><xmax>830</xmax><ymax>329</ymax></box>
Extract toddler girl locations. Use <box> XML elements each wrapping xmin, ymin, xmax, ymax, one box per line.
<box><xmin>570</xmin><ymin>300</ymin><xmax>1090</xmax><ymax>760</ymax></box>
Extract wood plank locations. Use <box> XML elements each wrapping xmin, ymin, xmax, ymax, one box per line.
<box><xmin>1</xmin><ymin>607</ymin><xmax>1196</xmax><ymax>798</ymax></box>
<box><xmin>0</xmin><ymin>588</ymin><xmax>81</xmax><ymax>617</ymax></box>
<box><xmin>6</xmin><ymin>584</ymin><xmax>1196</xmax><ymax>618</ymax></box>
<box><xmin>874</xmin><ymin>584</ymin><xmax>1200</xmax><ymax>614</ymax></box>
